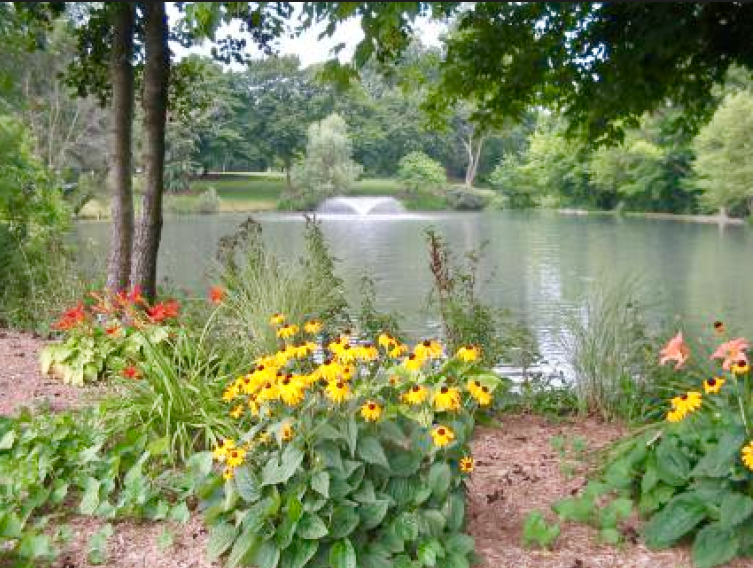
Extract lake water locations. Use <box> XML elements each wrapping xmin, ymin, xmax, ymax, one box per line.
<box><xmin>76</xmin><ymin>210</ymin><xmax>753</xmax><ymax>370</ymax></box>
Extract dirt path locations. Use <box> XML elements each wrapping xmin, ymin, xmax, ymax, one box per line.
<box><xmin>3</xmin><ymin>332</ymin><xmax>752</xmax><ymax>567</ymax></box>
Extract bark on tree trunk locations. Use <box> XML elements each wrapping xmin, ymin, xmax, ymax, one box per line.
<box><xmin>105</xmin><ymin>3</ymin><xmax>135</xmax><ymax>291</ymax></box>
<box><xmin>463</xmin><ymin>134</ymin><xmax>485</xmax><ymax>189</ymax></box>
<box><xmin>131</xmin><ymin>1</ymin><xmax>169</xmax><ymax>301</ymax></box>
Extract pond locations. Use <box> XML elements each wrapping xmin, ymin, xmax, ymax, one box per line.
<box><xmin>76</xmin><ymin>210</ymin><xmax>753</xmax><ymax>371</ymax></box>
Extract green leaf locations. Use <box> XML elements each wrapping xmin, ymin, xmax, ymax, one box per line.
<box><xmin>235</xmin><ymin>466</ymin><xmax>262</xmax><ymax>502</ymax></box>
<box><xmin>157</xmin><ymin>528</ymin><xmax>174</xmax><ymax>552</ymax></box>
<box><xmin>297</xmin><ymin>512</ymin><xmax>329</xmax><ymax>539</ymax></box>
<box><xmin>417</xmin><ymin>539</ymin><xmax>444</xmax><ymax>566</ymax></box>
<box><xmin>599</xmin><ymin>527</ymin><xmax>620</xmax><ymax>545</ymax></box>
<box><xmin>445</xmin><ymin>533</ymin><xmax>474</xmax><ymax>555</ymax></box>
<box><xmin>639</xmin><ymin>484</ymin><xmax>676</xmax><ymax>515</ymax></box>
<box><xmin>87</xmin><ymin>523</ymin><xmax>113</xmax><ymax>565</ymax></box>
<box><xmin>443</xmin><ymin>552</ymin><xmax>470</xmax><ymax>568</ymax></box>
<box><xmin>692</xmin><ymin>522</ymin><xmax>739</xmax><ymax>568</ymax></box>
<box><xmin>330</xmin><ymin>538</ymin><xmax>357</xmax><ymax>568</ymax></box>
<box><xmin>0</xmin><ymin>512</ymin><xmax>23</xmax><ymax>539</ymax></box>
<box><xmin>394</xmin><ymin>512</ymin><xmax>420</xmax><ymax>542</ymax></box>
<box><xmin>359</xmin><ymin>542</ymin><xmax>392</xmax><ymax>568</ymax></box>
<box><xmin>345</xmin><ymin>416</ymin><xmax>358</xmax><ymax>458</ymax></box>
<box><xmin>357</xmin><ymin>435</ymin><xmax>389</xmax><ymax>469</ymax></box>
<box><xmin>427</xmin><ymin>462</ymin><xmax>452</xmax><ymax>498</ymax></box>
<box><xmin>315</xmin><ymin>441</ymin><xmax>344</xmax><ymax>475</ymax></box>
<box><xmin>420</xmin><ymin>510</ymin><xmax>446</xmax><ymax>537</ymax></box>
<box><xmin>241</xmin><ymin>497</ymin><xmax>274</xmax><ymax>533</ymax></box>
<box><xmin>311</xmin><ymin>470</ymin><xmax>330</xmax><ymax>498</ymax></box>
<box><xmin>17</xmin><ymin>533</ymin><xmax>54</xmax><ymax>560</ymax></box>
<box><xmin>360</xmin><ymin>499</ymin><xmax>390</xmax><ymax>530</ymax></box>
<box><xmin>655</xmin><ymin>438</ymin><xmax>690</xmax><ymax>486</ymax></box>
<box><xmin>206</xmin><ymin>522</ymin><xmax>239</xmax><ymax>561</ymax></box>
<box><xmin>79</xmin><ymin>477</ymin><xmax>101</xmax><ymax>515</ymax></box>
<box><xmin>522</xmin><ymin>511</ymin><xmax>560</xmax><ymax>549</ymax></box>
<box><xmin>169</xmin><ymin>502</ymin><xmax>190</xmax><ymax>524</ymax></box>
<box><xmin>643</xmin><ymin>492</ymin><xmax>708</xmax><ymax>549</ymax></box>
<box><xmin>146</xmin><ymin>435</ymin><xmax>169</xmax><ymax>455</ymax></box>
<box><xmin>262</xmin><ymin>444</ymin><xmax>304</xmax><ymax>486</ymax></box>
<box><xmin>253</xmin><ymin>539</ymin><xmax>281</xmax><ymax>568</ymax></box>
<box><xmin>0</xmin><ymin>429</ymin><xmax>15</xmax><ymax>450</ymax></box>
<box><xmin>51</xmin><ymin>481</ymin><xmax>69</xmax><ymax>504</ymax></box>
<box><xmin>330</xmin><ymin>505</ymin><xmax>360</xmax><ymax>539</ymax></box>
<box><xmin>720</xmin><ymin>492</ymin><xmax>753</xmax><ymax>527</ymax></box>
<box><xmin>280</xmin><ymin>538</ymin><xmax>318</xmax><ymax>568</ymax></box>
<box><xmin>187</xmin><ymin>451</ymin><xmax>214</xmax><ymax>478</ymax></box>
<box><xmin>389</xmin><ymin>452</ymin><xmax>421</xmax><ymax>477</ymax></box>
<box><xmin>692</xmin><ymin>429</ymin><xmax>747</xmax><ymax>478</ymax></box>
<box><xmin>600</xmin><ymin>498</ymin><xmax>633</xmax><ymax>529</ymax></box>
<box><xmin>444</xmin><ymin>491</ymin><xmax>466</xmax><ymax>532</ymax></box>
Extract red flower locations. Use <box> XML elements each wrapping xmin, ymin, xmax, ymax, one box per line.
<box><xmin>117</xmin><ymin>286</ymin><xmax>146</xmax><ymax>307</ymax></box>
<box><xmin>54</xmin><ymin>302</ymin><xmax>87</xmax><ymax>330</ymax></box>
<box><xmin>147</xmin><ymin>299</ymin><xmax>179</xmax><ymax>323</ymax></box>
<box><xmin>105</xmin><ymin>324</ymin><xmax>122</xmax><ymax>336</ymax></box>
<box><xmin>123</xmin><ymin>365</ymin><xmax>141</xmax><ymax>379</ymax></box>
<box><xmin>209</xmin><ymin>286</ymin><xmax>225</xmax><ymax>304</ymax></box>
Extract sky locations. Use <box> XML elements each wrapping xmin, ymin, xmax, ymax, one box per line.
<box><xmin>168</xmin><ymin>4</ymin><xmax>447</xmax><ymax>68</ymax></box>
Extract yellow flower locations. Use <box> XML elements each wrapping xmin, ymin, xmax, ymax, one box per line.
<box><xmin>470</xmin><ymin>384</ymin><xmax>493</xmax><ymax>406</ymax></box>
<box><xmin>456</xmin><ymin>344</ymin><xmax>480</xmax><ymax>362</ymax></box>
<box><xmin>388</xmin><ymin>375</ymin><xmax>401</xmax><ymax>387</ymax></box>
<box><xmin>279</xmin><ymin>375</ymin><xmax>305</xmax><ymax>407</ymax></box>
<box><xmin>270</xmin><ymin>313</ymin><xmax>285</xmax><ymax>326</ymax></box>
<box><xmin>222</xmin><ymin>467</ymin><xmax>235</xmax><ymax>481</ymax></box>
<box><xmin>389</xmin><ymin>343</ymin><xmax>408</xmax><ymax>358</ymax></box>
<box><xmin>431</xmin><ymin>425</ymin><xmax>455</xmax><ymax>448</ymax></box>
<box><xmin>258</xmin><ymin>431</ymin><xmax>272</xmax><ymax>445</ymax></box>
<box><xmin>280</xmin><ymin>421</ymin><xmax>294</xmax><ymax>442</ymax></box>
<box><xmin>230</xmin><ymin>404</ymin><xmax>244</xmax><ymax>419</ymax></box>
<box><xmin>703</xmin><ymin>377</ymin><xmax>725</xmax><ymax>394</ymax></box>
<box><xmin>467</xmin><ymin>379</ymin><xmax>483</xmax><ymax>397</ymax></box>
<box><xmin>360</xmin><ymin>400</ymin><xmax>382</xmax><ymax>421</ymax></box>
<box><xmin>433</xmin><ymin>386</ymin><xmax>462</xmax><ymax>412</ymax></box>
<box><xmin>248</xmin><ymin>394</ymin><xmax>260</xmax><ymax>416</ymax></box>
<box><xmin>378</xmin><ymin>332</ymin><xmax>396</xmax><ymax>349</ymax></box>
<box><xmin>732</xmin><ymin>360</ymin><xmax>750</xmax><ymax>375</ymax></box>
<box><xmin>335</xmin><ymin>343</ymin><xmax>357</xmax><ymax>364</ymax></box>
<box><xmin>325</xmin><ymin>380</ymin><xmax>351</xmax><ymax>403</ymax></box>
<box><xmin>403</xmin><ymin>353</ymin><xmax>426</xmax><ymax>371</ymax></box>
<box><xmin>304</xmin><ymin>319</ymin><xmax>323</xmax><ymax>334</ymax></box>
<box><xmin>671</xmin><ymin>391</ymin><xmax>702</xmax><ymax>416</ymax></box>
<box><xmin>222</xmin><ymin>384</ymin><xmax>239</xmax><ymax>401</ymax></box>
<box><xmin>459</xmin><ymin>456</ymin><xmax>475</xmax><ymax>473</ymax></box>
<box><xmin>257</xmin><ymin>381</ymin><xmax>280</xmax><ymax>403</ymax></box>
<box><xmin>402</xmin><ymin>384</ymin><xmax>429</xmax><ymax>405</ymax></box>
<box><xmin>414</xmin><ymin>339</ymin><xmax>443</xmax><ymax>360</ymax></box>
<box><xmin>276</xmin><ymin>324</ymin><xmax>298</xmax><ymax>339</ymax></box>
<box><xmin>340</xmin><ymin>364</ymin><xmax>355</xmax><ymax>381</ymax></box>
<box><xmin>294</xmin><ymin>341</ymin><xmax>316</xmax><ymax>358</ymax></box>
<box><xmin>226</xmin><ymin>447</ymin><xmax>246</xmax><ymax>468</ymax></box>
<box><xmin>212</xmin><ymin>438</ymin><xmax>236</xmax><ymax>462</ymax></box>
<box><xmin>317</xmin><ymin>359</ymin><xmax>342</xmax><ymax>382</ymax></box>
<box><xmin>742</xmin><ymin>441</ymin><xmax>753</xmax><ymax>471</ymax></box>
<box><xmin>356</xmin><ymin>343</ymin><xmax>379</xmax><ymax>362</ymax></box>
<box><xmin>666</xmin><ymin>408</ymin><xmax>686</xmax><ymax>423</ymax></box>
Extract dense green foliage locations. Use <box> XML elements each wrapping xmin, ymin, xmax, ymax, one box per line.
<box><xmin>397</xmin><ymin>151</ymin><xmax>446</xmax><ymax>193</ymax></box>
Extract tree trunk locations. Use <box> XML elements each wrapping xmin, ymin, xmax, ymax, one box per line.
<box><xmin>105</xmin><ymin>3</ymin><xmax>135</xmax><ymax>291</ymax></box>
<box><xmin>131</xmin><ymin>1</ymin><xmax>169</xmax><ymax>300</ymax></box>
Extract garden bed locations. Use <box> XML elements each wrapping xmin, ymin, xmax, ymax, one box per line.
<box><xmin>3</xmin><ymin>333</ymin><xmax>752</xmax><ymax>568</ymax></box>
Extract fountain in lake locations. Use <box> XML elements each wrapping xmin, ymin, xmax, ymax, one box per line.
<box><xmin>316</xmin><ymin>196</ymin><xmax>406</xmax><ymax>215</ymax></box>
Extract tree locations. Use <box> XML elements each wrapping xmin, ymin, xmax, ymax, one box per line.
<box><xmin>289</xmin><ymin>113</ymin><xmax>362</xmax><ymax>208</ymax></box>
<box><xmin>397</xmin><ymin>151</ymin><xmax>445</xmax><ymax>193</ymax></box>
<box><xmin>693</xmin><ymin>91</ymin><xmax>753</xmax><ymax>216</ymax></box>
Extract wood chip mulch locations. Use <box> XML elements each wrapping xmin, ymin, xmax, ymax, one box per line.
<box><xmin>3</xmin><ymin>331</ymin><xmax>753</xmax><ymax>567</ymax></box>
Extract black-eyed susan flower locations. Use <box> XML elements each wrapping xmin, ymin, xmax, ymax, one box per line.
<box><xmin>459</xmin><ymin>456</ymin><xmax>475</xmax><ymax>473</ymax></box>
<box><xmin>378</xmin><ymin>332</ymin><xmax>396</xmax><ymax>349</ymax></box>
<box><xmin>360</xmin><ymin>401</ymin><xmax>382</xmax><ymax>422</ymax></box>
<box><xmin>456</xmin><ymin>344</ymin><xmax>481</xmax><ymax>362</ymax></box>
<box><xmin>276</xmin><ymin>323</ymin><xmax>298</xmax><ymax>339</ymax></box>
<box><xmin>414</xmin><ymin>339</ymin><xmax>443</xmax><ymax>360</ymax></box>
<box><xmin>280</xmin><ymin>421</ymin><xmax>294</xmax><ymax>441</ymax></box>
<box><xmin>733</xmin><ymin>359</ymin><xmax>750</xmax><ymax>375</ymax></box>
<box><xmin>389</xmin><ymin>343</ymin><xmax>408</xmax><ymax>358</ymax></box>
<box><xmin>470</xmin><ymin>384</ymin><xmax>493</xmax><ymax>406</ymax></box>
<box><xmin>671</xmin><ymin>391</ymin><xmax>702</xmax><ymax>416</ymax></box>
<box><xmin>703</xmin><ymin>377</ymin><xmax>725</xmax><ymax>394</ymax></box>
<box><xmin>325</xmin><ymin>380</ymin><xmax>351</xmax><ymax>403</ymax></box>
<box><xmin>431</xmin><ymin>425</ymin><xmax>455</xmax><ymax>448</ymax></box>
<box><xmin>258</xmin><ymin>431</ymin><xmax>272</xmax><ymax>445</ymax></box>
<box><xmin>434</xmin><ymin>386</ymin><xmax>462</xmax><ymax>412</ymax></box>
<box><xmin>248</xmin><ymin>394</ymin><xmax>260</xmax><ymax>416</ymax></box>
<box><xmin>212</xmin><ymin>438</ymin><xmax>236</xmax><ymax>462</ymax></box>
<box><xmin>356</xmin><ymin>343</ymin><xmax>379</xmax><ymax>362</ymax></box>
<box><xmin>270</xmin><ymin>313</ymin><xmax>285</xmax><ymax>326</ymax></box>
<box><xmin>226</xmin><ymin>447</ymin><xmax>246</xmax><ymax>468</ymax></box>
<box><xmin>335</xmin><ymin>343</ymin><xmax>357</xmax><ymax>364</ymax></box>
<box><xmin>304</xmin><ymin>320</ymin><xmax>322</xmax><ymax>334</ymax></box>
<box><xmin>403</xmin><ymin>353</ymin><xmax>425</xmax><ymax>371</ymax></box>
<box><xmin>317</xmin><ymin>358</ymin><xmax>342</xmax><ymax>382</ymax></box>
<box><xmin>222</xmin><ymin>467</ymin><xmax>235</xmax><ymax>481</ymax></box>
<box><xmin>279</xmin><ymin>375</ymin><xmax>305</xmax><ymax>407</ymax></box>
<box><xmin>388</xmin><ymin>375</ymin><xmax>401</xmax><ymax>387</ymax></box>
<box><xmin>402</xmin><ymin>384</ymin><xmax>429</xmax><ymax>405</ymax></box>
<box><xmin>222</xmin><ymin>384</ymin><xmax>239</xmax><ymax>401</ymax></box>
<box><xmin>340</xmin><ymin>365</ymin><xmax>355</xmax><ymax>381</ymax></box>
<box><xmin>713</xmin><ymin>320</ymin><xmax>726</xmax><ymax>335</ymax></box>
<box><xmin>666</xmin><ymin>407</ymin><xmax>685</xmax><ymax>423</ymax></box>
<box><xmin>467</xmin><ymin>379</ymin><xmax>482</xmax><ymax>397</ymax></box>
<box><xmin>742</xmin><ymin>441</ymin><xmax>753</xmax><ymax>471</ymax></box>
<box><xmin>257</xmin><ymin>381</ymin><xmax>280</xmax><ymax>403</ymax></box>
<box><xmin>229</xmin><ymin>404</ymin><xmax>244</xmax><ymax>419</ymax></box>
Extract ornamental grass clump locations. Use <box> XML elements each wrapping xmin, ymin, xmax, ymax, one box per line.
<box><xmin>557</xmin><ymin>324</ymin><xmax>753</xmax><ymax>568</ymax></box>
<box><xmin>198</xmin><ymin>315</ymin><xmax>506</xmax><ymax>567</ymax></box>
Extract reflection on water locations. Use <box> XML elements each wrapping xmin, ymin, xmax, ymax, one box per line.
<box><xmin>75</xmin><ymin>211</ymin><xmax>753</xmax><ymax>367</ymax></box>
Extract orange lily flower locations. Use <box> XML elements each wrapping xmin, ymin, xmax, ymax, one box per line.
<box><xmin>209</xmin><ymin>286</ymin><xmax>225</xmax><ymax>304</ymax></box>
<box><xmin>711</xmin><ymin>337</ymin><xmax>749</xmax><ymax>371</ymax></box>
<box><xmin>659</xmin><ymin>331</ymin><xmax>690</xmax><ymax>369</ymax></box>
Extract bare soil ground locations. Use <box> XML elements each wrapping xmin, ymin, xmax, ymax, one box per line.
<box><xmin>3</xmin><ymin>331</ymin><xmax>752</xmax><ymax>567</ymax></box>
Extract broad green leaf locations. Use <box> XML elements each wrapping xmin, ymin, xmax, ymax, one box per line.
<box><xmin>420</xmin><ymin>510</ymin><xmax>446</xmax><ymax>537</ymax></box>
<box><xmin>330</xmin><ymin>505</ymin><xmax>360</xmax><ymax>539</ymax></box>
<box><xmin>443</xmin><ymin>552</ymin><xmax>470</xmax><ymax>568</ymax></box>
<box><xmin>330</xmin><ymin>538</ymin><xmax>357</xmax><ymax>568</ymax></box>
<box><xmin>297</xmin><ymin>512</ymin><xmax>329</xmax><ymax>539</ymax></box>
<box><xmin>79</xmin><ymin>477</ymin><xmax>101</xmax><ymax>515</ymax></box>
<box><xmin>169</xmin><ymin>502</ymin><xmax>190</xmax><ymax>524</ymax></box>
<box><xmin>692</xmin><ymin>522</ymin><xmax>738</xmax><ymax>568</ymax></box>
<box><xmin>427</xmin><ymin>462</ymin><xmax>452</xmax><ymax>498</ymax></box>
<box><xmin>206</xmin><ymin>522</ymin><xmax>239</xmax><ymax>561</ymax></box>
<box><xmin>253</xmin><ymin>539</ymin><xmax>280</xmax><ymax>568</ymax></box>
<box><xmin>599</xmin><ymin>528</ymin><xmax>620</xmax><ymax>545</ymax></box>
<box><xmin>600</xmin><ymin>498</ymin><xmax>633</xmax><ymax>529</ymax></box>
<box><xmin>311</xmin><ymin>470</ymin><xmax>330</xmax><ymax>498</ymax></box>
<box><xmin>692</xmin><ymin>429</ymin><xmax>747</xmax><ymax>478</ymax></box>
<box><xmin>357</xmin><ymin>435</ymin><xmax>389</xmax><ymax>469</ymax></box>
<box><xmin>643</xmin><ymin>492</ymin><xmax>707</xmax><ymax>549</ymax></box>
<box><xmin>315</xmin><ymin>441</ymin><xmax>344</xmax><ymax>475</ymax></box>
<box><xmin>157</xmin><ymin>528</ymin><xmax>174</xmax><ymax>552</ymax></box>
<box><xmin>394</xmin><ymin>512</ymin><xmax>420</xmax><ymax>542</ymax></box>
<box><xmin>360</xmin><ymin>499</ymin><xmax>390</xmax><ymax>530</ymax></box>
<box><xmin>655</xmin><ymin>439</ymin><xmax>690</xmax><ymax>486</ymax></box>
<box><xmin>720</xmin><ymin>492</ymin><xmax>753</xmax><ymax>527</ymax></box>
<box><xmin>235</xmin><ymin>466</ymin><xmax>262</xmax><ymax>502</ymax></box>
<box><xmin>262</xmin><ymin>444</ymin><xmax>304</xmax><ymax>486</ymax></box>
<box><xmin>638</xmin><ymin>484</ymin><xmax>676</xmax><ymax>515</ymax></box>
<box><xmin>280</xmin><ymin>538</ymin><xmax>318</xmax><ymax>568</ymax></box>
<box><xmin>359</xmin><ymin>542</ymin><xmax>392</xmax><ymax>568</ymax></box>
<box><xmin>86</xmin><ymin>523</ymin><xmax>113</xmax><ymax>565</ymax></box>
<box><xmin>445</xmin><ymin>533</ymin><xmax>474</xmax><ymax>555</ymax></box>
<box><xmin>417</xmin><ymin>538</ymin><xmax>444</xmax><ymax>566</ymax></box>
<box><xmin>0</xmin><ymin>512</ymin><xmax>23</xmax><ymax>539</ymax></box>
<box><xmin>187</xmin><ymin>451</ymin><xmax>214</xmax><ymax>478</ymax></box>
<box><xmin>0</xmin><ymin>429</ymin><xmax>15</xmax><ymax>450</ymax></box>
<box><xmin>443</xmin><ymin>491</ymin><xmax>465</xmax><ymax>532</ymax></box>
<box><xmin>345</xmin><ymin>416</ymin><xmax>358</xmax><ymax>458</ymax></box>
<box><xmin>17</xmin><ymin>533</ymin><xmax>54</xmax><ymax>560</ymax></box>
<box><xmin>388</xmin><ymin>452</ymin><xmax>421</xmax><ymax>477</ymax></box>
<box><xmin>352</xmin><ymin>479</ymin><xmax>376</xmax><ymax>503</ymax></box>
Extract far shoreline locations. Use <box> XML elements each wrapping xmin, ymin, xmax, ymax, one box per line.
<box><xmin>558</xmin><ymin>208</ymin><xmax>746</xmax><ymax>225</ymax></box>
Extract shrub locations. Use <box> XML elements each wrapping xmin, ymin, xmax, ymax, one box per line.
<box><xmin>445</xmin><ymin>187</ymin><xmax>489</xmax><ymax>211</ymax></box>
<box><xmin>199</xmin><ymin>318</ymin><xmax>506</xmax><ymax>567</ymax></box>
<box><xmin>164</xmin><ymin>188</ymin><xmax>221</xmax><ymax>215</ymax></box>
<box><xmin>397</xmin><ymin>151</ymin><xmax>446</xmax><ymax>193</ymax></box>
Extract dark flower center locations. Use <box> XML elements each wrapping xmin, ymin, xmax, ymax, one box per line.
<box><xmin>738</xmin><ymin>360</ymin><xmax>747</xmax><ymax>366</ymax></box>
<box><xmin>438</xmin><ymin>428</ymin><xmax>446</xmax><ymax>435</ymax></box>
<box><xmin>324</xmin><ymin>358</ymin><xmax>333</xmax><ymax>365</ymax></box>
<box><xmin>258</xmin><ymin>365</ymin><xmax>265</xmax><ymax>371</ymax></box>
<box><xmin>343</xmin><ymin>344</ymin><xmax>351</xmax><ymax>350</ymax></box>
<box><xmin>681</xmin><ymin>394</ymin><xmax>688</xmax><ymax>400</ymax></box>
<box><xmin>481</xmin><ymin>386</ymin><xmax>489</xmax><ymax>393</ymax></box>
<box><xmin>336</xmin><ymin>381</ymin><xmax>344</xmax><ymax>389</ymax></box>
<box><xmin>441</xmin><ymin>387</ymin><xmax>449</xmax><ymax>394</ymax></box>
<box><xmin>282</xmin><ymin>378</ymin><xmax>291</xmax><ymax>385</ymax></box>
<box><xmin>714</xmin><ymin>321</ymin><xmax>723</xmax><ymax>328</ymax></box>
<box><xmin>412</xmin><ymin>386</ymin><xmax>421</xmax><ymax>392</ymax></box>
<box><xmin>474</xmin><ymin>381</ymin><xmax>481</xmax><ymax>387</ymax></box>
<box><xmin>708</xmin><ymin>378</ymin><xmax>717</xmax><ymax>386</ymax></box>
<box><xmin>408</xmin><ymin>354</ymin><xmax>417</xmax><ymax>360</ymax></box>
<box><xmin>423</xmin><ymin>340</ymin><xmax>431</xmax><ymax>347</ymax></box>
<box><xmin>264</xmin><ymin>382</ymin><xmax>272</xmax><ymax>389</ymax></box>
<box><xmin>369</xmin><ymin>404</ymin><xmax>376</xmax><ymax>410</ymax></box>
